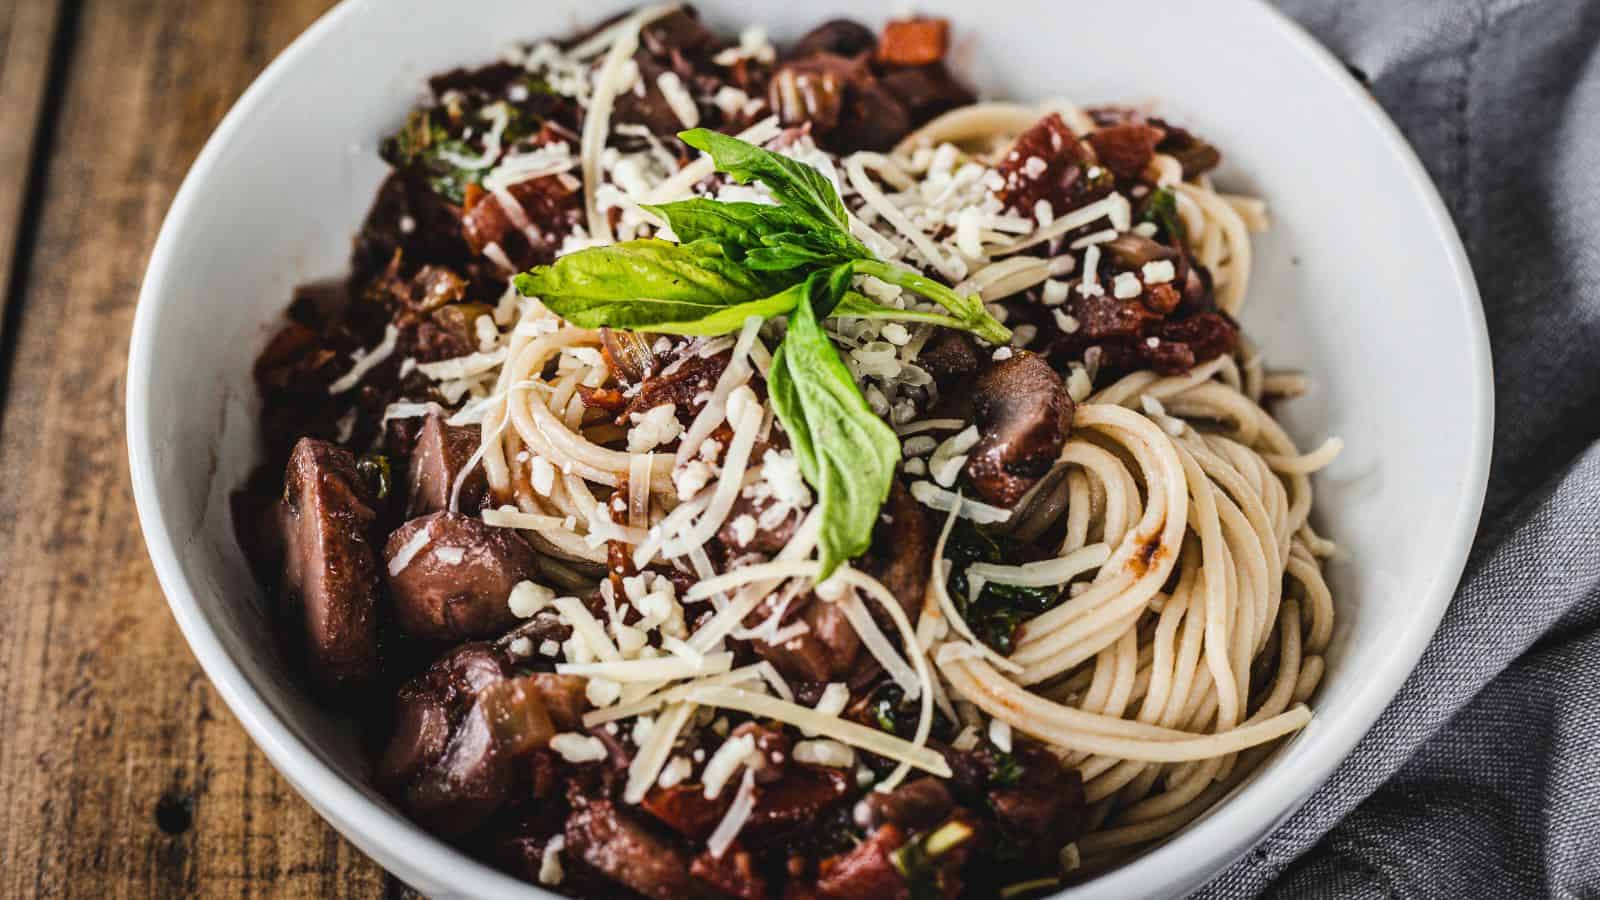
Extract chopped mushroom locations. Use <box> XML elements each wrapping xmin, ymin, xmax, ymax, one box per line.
<box><xmin>405</xmin><ymin>412</ymin><xmax>487</xmax><ymax>516</ymax></box>
<box><xmin>877</xmin><ymin>64</ymin><xmax>975</xmax><ymax>123</ymax></box>
<box><xmin>524</xmin><ymin>672</ymin><xmax>589</xmax><ymax>730</ymax></box>
<box><xmin>380</xmin><ymin>643</ymin><xmax>558</xmax><ymax>837</ymax></box>
<box><xmin>767</xmin><ymin>53</ymin><xmax>912</xmax><ymax>152</ymax></box>
<box><xmin>752</xmin><ymin>593</ymin><xmax>862</xmax><ymax>683</ymax></box>
<box><xmin>599</xmin><ymin>327</ymin><xmax>660</xmax><ymax>386</ymax></box>
<box><xmin>460</xmin><ymin>173</ymin><xmax>582</xmax><ymax>271</ymax></box>
<box><xmin>1085</xmin><ymin>122</ymin><xmax>1167</xmax><ymax>180</ymax></box>
<box><xmin>863</xmin><ymin>479</ymin><xmax>933</xmax><ymax>616</ymax></box>
<box><xmin>854</xmin><ymin>777</ymin><xmax>954</xmax><ymax>832</ymax></box>
<box><xmin>792</xmin><ymin>19</ymin><xmax>878</xmax><ymax>58</ymax></box>
<box><xmin>639</xmin><ymin>7</ymin><xmax>726</xmax><ymax>64</ymax></box>
<box><xmin>275</xmin><ymin>438</ymin><xmax>382</xmax><ymax>689</ymax></box>
<box><xmin>1100</xmin><ymin>233</ymin><xmax>1180</xmax><ymax>272</ymax></box>
<box><xmin>565</xmin><ymin>798</ymin><xmax>715</xmax><ymax>900</ymax></box>
<box><xmin>916</xmin><ymin>328</ymin><xmax>981</xmax><ymax>383</ymax></box>
<box><xmin>384</xmin><ymin>511</ymin><xmax>539</xmax><ymax>641</ymax></box>
<box><xmin>962</xmin><ymin>353</ymin><xmax>1074</xmax><ymax>507</ymax></box>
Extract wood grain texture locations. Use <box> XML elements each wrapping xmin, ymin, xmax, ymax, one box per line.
<box><xmin>0</xmin><ymin>1</ymin><xmax>421</xmax><ymax>896</ymax></box>
<box><xmin>0</xmin><ymin>0</ymin><xmax>67</xmax><ymax>341</ymax></box>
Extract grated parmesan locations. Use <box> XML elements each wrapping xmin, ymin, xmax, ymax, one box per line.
<box><xmin>327</xmin><ymin>324</ymin><xmax>399</xmax><ymax>395</ymax></box>
<box><xmin>706</xmin><ymin>769</ymin><xmax>758</xmax><ymax>859</ymax></box>
<box><xmin>793</xmin><ymin>739</ymin><xmax>856</xmax><ymax>768</ymax></box>
<box><xmin>550</xmin><ymin>733</ymin><xmax>608</xmax><ymax>763</ymax></box>
<box><xmin>386</xmin><ymin>526</ymin><xmax>431</xmax><ymax>576</ymax></box>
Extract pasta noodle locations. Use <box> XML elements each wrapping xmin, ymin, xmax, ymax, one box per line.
<box><xmin>466</xmin><ymin>101</ymin><xmax>1340</xmax><ymax>865</ymax></box>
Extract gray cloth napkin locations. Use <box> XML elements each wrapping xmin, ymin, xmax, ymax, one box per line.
<box><xmin>1199</xmin><ymin>1</ymin><xmax>1600</xmax><ymax>897</ymax></box>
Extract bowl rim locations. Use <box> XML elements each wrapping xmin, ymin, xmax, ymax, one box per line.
<box><xmin>126</xmin><ymin>0</ymin><xmax>1493</xmax><ymax>896</ymax></box>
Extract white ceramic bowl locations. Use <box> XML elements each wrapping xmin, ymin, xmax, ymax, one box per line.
<box><xmin>128</xmin><ymin>1</ymin><xmax>1492</xmax><ymax>897</ymax></box>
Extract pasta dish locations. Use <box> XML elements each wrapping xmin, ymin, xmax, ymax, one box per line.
<box><xmin>234</xmin><ymin>7</ymin><xmax>1340</xmax><ymax>897</ymax></box>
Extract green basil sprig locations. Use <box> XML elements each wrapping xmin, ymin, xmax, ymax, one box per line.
<box><xmin>513</xmin><ymin>131</ymin><xmax>1011</xmax><ymax>577</ymax></box>
<box><xmin>515</xmin><ymin>130</ymin><xmax>1011</xmax><ymax>343</ymax></box>
<box><xmin>678</xmin><ymin>129</ymin><xmax>852</xmax><ymax>235</ymax></box>
<box><xmin>768</xmin><ymin>269</ymin><xmax>901</xmax><ymax>576</ymax></box>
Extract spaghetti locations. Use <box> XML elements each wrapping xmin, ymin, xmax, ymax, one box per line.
<box><xmin>461</xmin><ymin>99</ymin><xmax>1338</xmax><ymax>869</ymax></box>
<box><xmin>245</xmin><ymin>11</ymin><xmax>1342</xmax><ymax>896</ymax></box>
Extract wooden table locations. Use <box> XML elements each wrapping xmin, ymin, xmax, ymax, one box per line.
<box><xmin>0</xmin><ymin>1</ymin><xmax>420</xmax><ymax>894</ymax></box>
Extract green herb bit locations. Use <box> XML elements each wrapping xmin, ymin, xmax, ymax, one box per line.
<box><xmin>944</xmin><ymin>521</ymin><xmax>1061</xmax><ymax>654</ymax></box>
<box><xmin>988</xmin><ymin>751</ymin><xmax>1024</xmax><ymax>788</ymax></box>
<box><xmin>356</xmin><ymin>454</ymin><xmax>392</xmax><ymax>501</ymax></box>
<box><xmin>1139</xmin><ymin>186</ymin><xmax>1186</xmax><ymax>244</ymax></box>
<box><xmin>871</xmin><ymin>684</ymin><xmax>912</xmax><ymax>736</ymax></box>
<box><xmin>891</xmin><ymin>820</ymin><xmax>976</xmax><ymax>900</ymax></box>
<box><xmin>379</xmin><ymin>100</ymin><xmax>534</xmax><ymax>204</ymax></box>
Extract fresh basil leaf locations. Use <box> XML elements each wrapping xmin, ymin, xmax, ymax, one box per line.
<box><xmin>754</xmin><ymin>228</ymin><xmax>860</xmax><ymax>269</ymax></box>
<box><xmin>643</xmin><ymin>199</ymin><xmax>811</xmax><ymax>251</ymax></box>
<box><xmin>851</xmin><ymin>258</ymin><xmax>1012</xmax><ymax>345</ymax></box>
<box><xmin>832</xmin><ymin>293</ymin><xmax>975</xmax><ymax>330</ymax></box>
<box><xmin>644</xmin><ymin>199</ymin><xmax>859</xmax><ymax>275</ymax></box>
<box><xmin>679</xmin><ymin>129</ymin><xmax>860</xmax><ymax>241</ymax></box>
<box><xmin>769</xmin><ymin>270</ymin><xmax>899</xmax><ymax>578</ymax></box>
<box><xmin>744</xmin><ymin>241</ymin><xmax>840</xmax><ymax>272</ymax></box>
<box><xmin>808</xmin><ymin>263</ymin><xmax>856</xmax><ymax>318</ymax></box>
<box><xmin>513</xmin><ymin>239</ymin><xmax>785</xmax><ymax>335</ymax></box>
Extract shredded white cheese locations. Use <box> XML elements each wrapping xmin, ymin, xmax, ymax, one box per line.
<box><xmin>706</xmin><ymin>769</ymin><xmax>758</xmax><ymax>859</ymax></box>
<box><xmin>683</xmin><ymin>686</ymin><xmax>951</xmax><ymax>778</ymax></box>
<box><xmin>550</xmin><ymin>733</ymin><xmax>608</xmax><ymax>763</ymax></box>
<box><xmin>539</xmin><ymin>836</ymin><xmax>566</xmax><ymax>885</ymax></box>
<box><xmin>624</xmin><ymin>701</ymin><xmax>696</xmax><ymax>803</ymax></box>
<box><xmin>658</xmin><ymin>755</ymin><xmax>693</xmax><ymax>788</ymax></box>
<box><xmin>417</xmin><ymin>349</ymin><xmax>508</xmax><ymax>381</ymax></box>
<box><xmin>554</xmin><ymin>595</ymin><xmax>623</xmax><ymax>662</ymax></box>
<box><xmin>586</xmin><ymin>677</ymin><xmax>624</xmax><ymax>707</ymax></box>
<box><xmin>988</xmin><ymin>717</ymin><xmax>1014</xmax><ymax>753</ymax></box>
<box><xmin>701</xmin><ymin>733</ymin><xmax>758</xmax><ymax>799</ymax></box>
<box><xmin>833</xmin><ymin>590</ymin><xmax>920</xmax><ymax>700</ymax></box>
<box><xmin>628</xmin><ymin>403</ymin><xmax>683</xmax><ymax>452</ymax></box>
<box><xmin>1142</xmin><ymin>259</ymin><xmax>1177</xmax><ymax>284</ymax></box>
<box><xmin>558</xmin><ymin>652</ymin><xmax>732</xmax><ymax>683</ymax></box>
<box><xmin>327</xmin><ymin>324</ymin><xmax>399</xmax><ymax>395</ymax></box>
<box><xmin>793</xmin><ymin>739</ymin><xmax>856</xmax><ymax>768</ymax></box>
<box><xmin>655</xmin><ymin>71</ymin><xmax>699</xmax><ymax>129</ymax></box>
<box><xmin>966</xmin><ymin>543</ymin><xmax>1111</xmax><ymax>588</ymax></box>
<box><xmin>386</xmin><ymin>527</ymin><xmax>431</xmax><ymax>576</ymax></box>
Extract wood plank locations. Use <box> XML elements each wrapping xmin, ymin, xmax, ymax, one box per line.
<box><xmin>0</xmin><ymin>0</ymin><xmax>422</xmax><ymax>896</ymax></box>
<box><xmin>0</xmin><ymin>0</ymin><xmax>67</xmax><ymax>344</ymax></box>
